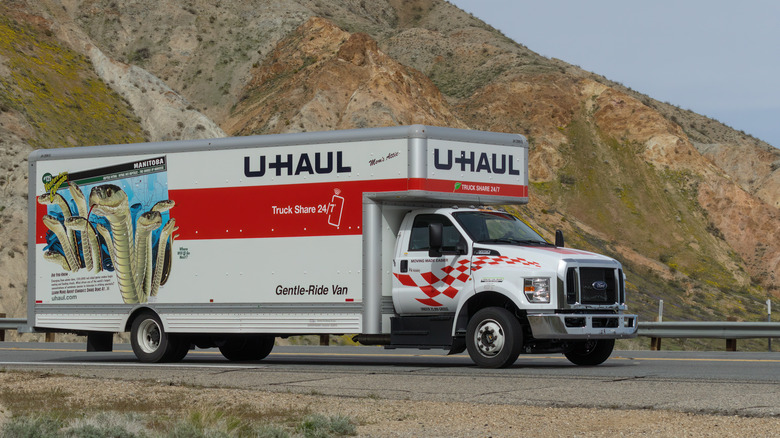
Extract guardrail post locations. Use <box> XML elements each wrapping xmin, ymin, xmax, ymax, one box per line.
<box><xmin>319</xmin><ymin>335</ymin><xmax>329</xmax><ymax>346</ymax></box>
<box><xmin>45</xmin><ymin>332</ymin><xmax>55</xmax><ymax>343</ymax></box>
<box><xmin>650</xmin><ymin>310</ymin><xmax>662</xmax><ymax>350</ymax></box>
<box><xmin>769</xmin><ymin>299</ymin><xmax>773</xmax><ymax>352</ymax></box>
<box><xmin>0</xmin><ymin>313</ymin><xmax>5</xmax><ymax>342</ymax></box>
<box><xmin>725</xmin><ymin>316</ymin><xmax>737</xmax><ymax>351</ymax></box>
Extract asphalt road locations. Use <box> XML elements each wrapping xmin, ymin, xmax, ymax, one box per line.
<box><xmin>0</xmin><ymin>342</ymin><xmax>778</xmax><ymax>416</ymax></box>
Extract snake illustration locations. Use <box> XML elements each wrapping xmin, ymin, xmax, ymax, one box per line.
<box><xmin>89</xmin><ymin>184</ymin><xmax>139</xmax><ymax>304</ymax></box>
<box><xmin>42</xmin><ymin>181</ymin><xmax>177</xmax><ymax>304</ymax></box>
<box><xmin>151</xmin><ymin>199</ymin><xmax>175</xmax><ymax>214</ymax></box>
<box><xmin>161</xmin><ymin>226</ymin><xmax>178</xmax><ymax>287</ymax></box>
<box><xmin>43</xmin><ymin>250</ymin><xmax>70</xmax><ymax>271</ymax></box>
<box><xmin>39</xmin><ymin>192</ymin><xmax>78</xmax><ymax>256</ymax></box>
<box><xmin>68</xmin><ymin>182</ymin><xmax>89</xmax><ymax>218</ymax></box>
<box><xmin>65</xmin><ymin>216</ymin><xmax>101</xmax><ymax>273</ymax></box>
<box><xmin>151</xmin><ymin>218</ymin><xmax>178</xmax><ymax>297</ymax></box>
<box><xmin>95</xmin><ymin>223</ymin><xmax>116</xmax><ymax>270</ymax></box>
<box><xmin>134</xmin><ymin>211</ymin><xmax>162</xmax><ymax>302</ymax></box>
<box><xmin>149</xmin><ymin>200</ymin><xmax>176</xmax><ymax>287</ymax></box>
<box><xmin>42</xmin><ymin>215</ymin><xmax>80</xmax><ymax>272</ymax></box>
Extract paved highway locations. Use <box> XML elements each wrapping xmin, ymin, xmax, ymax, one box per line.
<box><xmin>0</xmin><ymin>343</ymin><xmax>778</xmax><ymax>416</ymax></box>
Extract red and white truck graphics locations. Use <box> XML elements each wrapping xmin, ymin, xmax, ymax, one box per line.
<box><xmin>27</xmin><ymin>125</ymin><xmax>636</xmax><ymax>367</ymax></box>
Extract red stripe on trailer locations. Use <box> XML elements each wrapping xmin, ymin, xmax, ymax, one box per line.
<box><xmin>169</xmin><ymin>178</ymin><xmax>527</xmax><ymax>240</ymax></box>
<box><xmin>169</xmin><ymin>179</ymin><xmax>407</xmax><ymax>240</ymax></box>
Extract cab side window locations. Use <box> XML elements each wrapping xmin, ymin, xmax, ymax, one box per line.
<box><xmin>409</xmin><ymin>214</ymin><xmax>463</xmax><ymax>252</ymax></box>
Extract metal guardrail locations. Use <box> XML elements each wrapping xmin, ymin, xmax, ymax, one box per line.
<box><xmin>637</xmin><ymin>321</ymin><xmax>780</xmax><ymax>351</ymax></box>
<box><xmin>0</xmin><ymin>319</ymin><xmax>27</xmax><ymax>330</ymax></box>
<box><xmin>637</xmin><ymin>321</ymin><xmax>780</xmax><ymax>339</ymax></box>
<box><xmin>0</xmin><ymin>318</ymin><xmax>27</xmax><ymax>342</ymax></box>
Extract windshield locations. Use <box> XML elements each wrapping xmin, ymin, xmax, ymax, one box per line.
<box><xmin>452</xmin><ymin>211</ymin><xmax>549</xmax><ymax>245</ymax></box>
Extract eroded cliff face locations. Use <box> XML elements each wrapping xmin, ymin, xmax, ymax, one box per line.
<box><xmin>0</xmin><ymin>0</ymin><xmax>777</xmax><ymax>333</ymax></box>
<box><xmin>225</xmin><ymin>17</ymin><xmax>465</xmax><ymax>135</ymax></box>
<box><xmin>696</xmin><ymin>142</ymin><xmax>780</xmax><ymax>209</ymax></box>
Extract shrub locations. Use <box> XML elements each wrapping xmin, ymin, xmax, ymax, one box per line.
<box><xmin>1</xmin><ymin>416</ymin><xmax>63</xmax><ymax>438</ymax></box>
<box><xmin>295</xmin><ymin>414</ymin><xmax>356</xmax><ymax>437</ymax></box>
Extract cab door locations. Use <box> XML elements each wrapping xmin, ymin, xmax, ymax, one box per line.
<box><xmin>392</xmin><ymin>213</ymin><xmax>471</xmax><ymax>315</ymax></box>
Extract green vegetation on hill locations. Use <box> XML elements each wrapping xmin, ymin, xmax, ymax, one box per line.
<box><xmin>525</xmin><ymin>111</ymin><xmax>769</xmax><ymax>347</ymax></box>
<box><xmin>0</xmin><ymin>14</ymin><xmax>145</xmax><ymax>148</ymax></box>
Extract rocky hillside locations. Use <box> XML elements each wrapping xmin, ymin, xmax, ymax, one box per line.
<box><xmin>1</xmin><ymin>0</ymin><xmax>778</xmax><ymax>346</ymax></box>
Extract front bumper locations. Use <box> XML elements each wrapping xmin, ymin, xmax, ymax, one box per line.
<box><xmin>527</xmin><ymin>313</ymin><xmax>638</xmax><ymax>339</ymax></box>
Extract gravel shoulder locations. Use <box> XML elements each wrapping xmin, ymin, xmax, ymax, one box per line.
<box><xmin>0</xmin><ymin>371</ymin><xmax>778</xmax><ymax>437</ymax></box>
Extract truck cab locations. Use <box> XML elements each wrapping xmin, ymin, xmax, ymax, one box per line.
<box><xmin>384</xmin><ymin>207</ymin><xmax>636</xmax><ymax>367</ymax></box>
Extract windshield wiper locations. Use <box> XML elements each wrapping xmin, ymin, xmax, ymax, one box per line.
<box><xmin>517</xmin><ymin>239</ymin><xmax>555</xmax><ymax>247</ymax></box>
<box><xmin>476</xmin><ymin>238</ymin><xmax>553</xmax><ymax>246</ymax></box>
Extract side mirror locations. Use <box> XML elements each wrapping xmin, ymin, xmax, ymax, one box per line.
<box><xmin>429</xmin><ymin>223</ymin><xmax>443</xmax><ymax>257</ymax></box>
<box><xmin>555</xmin><ymin>230</ymin><xmax>565</xmax><ymax>247</ymax></box>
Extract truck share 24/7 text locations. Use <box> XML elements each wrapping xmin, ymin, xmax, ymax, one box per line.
<box><xmin>26</xmin><ymin>125</ymin><xmax>637</xmax><ymax>367</ymax></box>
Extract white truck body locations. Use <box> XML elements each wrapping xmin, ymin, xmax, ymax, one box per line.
<box><xmin>27</xmin><ymin>125</ymin><xmax>636</xmax><ymax>367</ymax></box>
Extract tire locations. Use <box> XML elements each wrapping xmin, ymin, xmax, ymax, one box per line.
<box><xmin>466</xmin><ymin>307</ymin><xmax>523</xmax><ymax>368</ymax></box>
<box><xmin>130</xmin><ymin>311</ymin><xmax>185</xmax><ymax>363</ymax></box>
<box><xmin>219</xmin><ymin>335</ymin><xmax>275</xmax><ymax>361</ymax></box>
<box><xmin>564</xmin><ymin>339</ymin><xmax>615</xmax><ymax>366</ymax></box>
<box><xmin>166</xmin><ymin>335</ymin><xmax>191</xmax><ymax>362</ymax></box>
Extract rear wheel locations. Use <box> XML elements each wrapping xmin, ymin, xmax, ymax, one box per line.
<box><xmin>130</xmin><ymin>311</ymin><xmax>187</xmax><ymax>363</ymax></box>
<box><xmin>564</xmin><ymin>339</ymin><xmax>615</xmax><ymax>366</ymax></box>
<box><xmin>466</xmin><ymin>307</ymin><xmax>523</xmax><ymax>368</ymax></box>
<box><xmin>166</xmin><ymin>335</ymin><xmax>191</xmax><ymax>362</ymax></box>
<box><xmin>218</xmin><ymin>335</ymin><xmax>275</xmax><ymax>361</ymax></box>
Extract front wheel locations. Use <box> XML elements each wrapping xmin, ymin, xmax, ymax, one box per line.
<box><xmin>130</xmin><ymin>311</ymin><xmax>187</xmax><ymax>363</ymax></box>
<box><xmin>466</xmin><ymin>307</ymin><xmax>523</xmax><ymax>368</ymax></box>
<box><xmin>564</xmin><ymin>339</ymin><xmax>615</xmax><ymax>366</ymax></box>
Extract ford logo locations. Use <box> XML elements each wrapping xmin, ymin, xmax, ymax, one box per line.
<box><xmin>592</xmin><ymin>281</ymin><xmax>609</xmax><ymax>291</ymax></box>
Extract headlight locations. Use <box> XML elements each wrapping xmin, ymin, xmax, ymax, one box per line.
<box><xmin>524</xmin><ymin>277</ymin><xmax>551</xmax><ymax>303</ymax></box>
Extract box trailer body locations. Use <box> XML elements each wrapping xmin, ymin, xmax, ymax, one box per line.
<box><xmin>27</xmin><ymin>125</ymin><xmax>636</xmax><ymax>367</ymax></box>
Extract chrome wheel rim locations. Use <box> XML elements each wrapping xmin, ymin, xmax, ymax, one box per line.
<box><xmin>474</xmin><ymin>319</ymin><xmax>504</xmax><ymax>357</ymax></box>
<box><xmin>137</xmin><ymin>319</ymin><xmax>161</xmax><ymax>354</ymax></box>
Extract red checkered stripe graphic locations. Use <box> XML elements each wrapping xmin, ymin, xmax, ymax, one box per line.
<box><xmin>394</xmin><ymin>259</ymin><xmax>471</xmax><ymax>307</ymax></box>
<box><xmin>472</xmin><ymin>255</ymin><xmax>541</xmax><ymax>270</ymax></box>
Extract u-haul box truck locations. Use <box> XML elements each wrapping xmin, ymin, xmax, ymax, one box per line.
<box><xmin>26</xmin><ymin>125</ymin><xmax>636</xmax><ymax>367</ymax></box>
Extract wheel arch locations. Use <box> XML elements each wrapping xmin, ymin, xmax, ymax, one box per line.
<box><xmin>453</xmin><ymin>290</ymin><xmax>526</xmax><ymax>336</ymax></box>
<box><xmin>123</xmin><ymin>306</ymin><xmax>162</xmax><ymax>332</ymax></box>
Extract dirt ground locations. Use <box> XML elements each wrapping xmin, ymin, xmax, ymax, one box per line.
<box><xmin>0</xmin><ymin>371</ymin><xmax>777</xmax><ymax>437</ymax></box>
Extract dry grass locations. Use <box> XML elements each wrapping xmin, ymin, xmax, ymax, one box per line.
<box><xmin>0</xmin><ymin>370</ymin><xmax>355</xmax><ymax>437</ymax></box>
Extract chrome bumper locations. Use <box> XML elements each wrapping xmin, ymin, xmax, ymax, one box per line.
<box><xmin>527</xmin><ymin>313</ymin><xmax>638</xmax><ymax>339</ymax></box>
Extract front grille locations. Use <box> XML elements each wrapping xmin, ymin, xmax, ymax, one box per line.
<box><xmin>566</xmin><ymin>267</ymin><xmax>578</xmax><ymax>304</ymax></box>
<box><xmin>565</xmin><ymin>267</ymin><xmax>621</xmax><ymax>306</ymax></box>
<box><xmin>592</xmin><ymin>317</ymin><xmax>619</xmax><ymax>328</ymax></box>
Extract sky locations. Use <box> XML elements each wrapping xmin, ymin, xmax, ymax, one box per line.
<box><xmin>448</xmin><ymin>0</ymin><xmax>780</xmax><ymax>148</ymax></box>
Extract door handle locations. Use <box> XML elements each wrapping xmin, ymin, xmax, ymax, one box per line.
<box><xmin>400</xmin><ymin>260</ymin><xmax>408</xmax><ymax>273</ymax></box>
